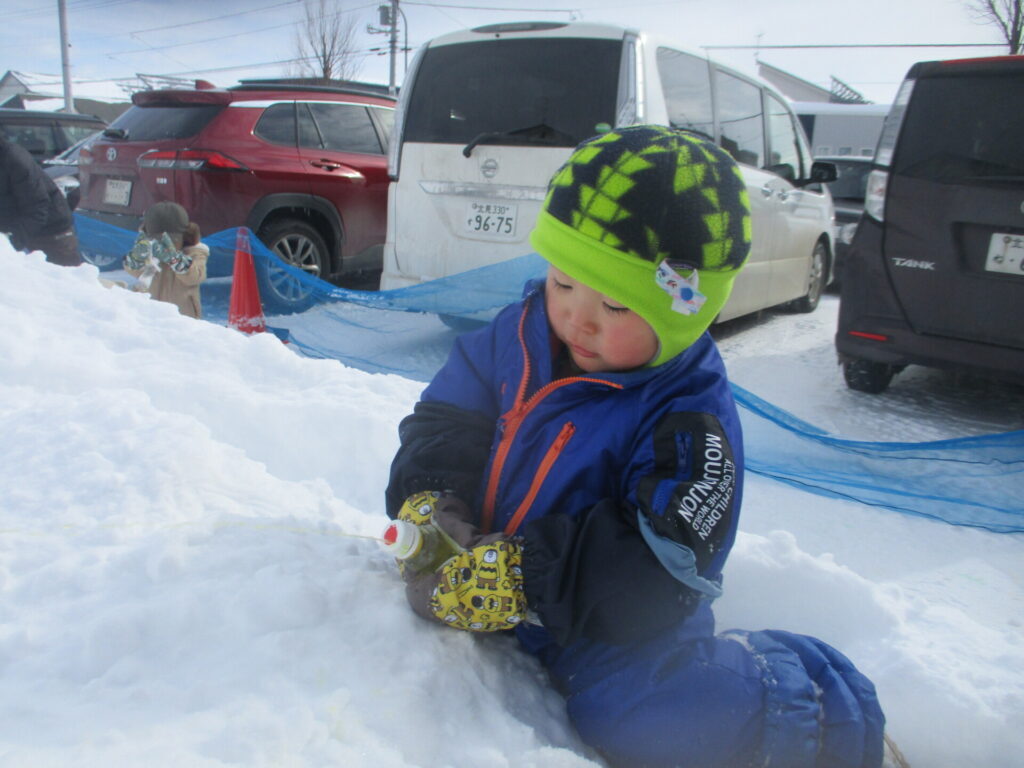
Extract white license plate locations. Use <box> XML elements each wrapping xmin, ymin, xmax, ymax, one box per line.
<box><xmin>984</xmin><ymin>232</ymin><xmax>1024</xmax><ymax>275</ymax></box>
<box><xmin>103</xmin><ymin>179</ymin><xmax>132</xmax><ymax>206</ymax></box>
<box><xmin>463</xmin><ymin>201</ymin><xmax>517</xmax><ymax>239</ymax></box>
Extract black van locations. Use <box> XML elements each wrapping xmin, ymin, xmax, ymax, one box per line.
<box><xmin>836</xmin><ymin>56</ymin><xmax>1024</xmax><ymax>393</ymax></box>
<box><xmin>0</xmin><ymin>108</ymin><xmax>105</xmax><ymax>164</ymax></box>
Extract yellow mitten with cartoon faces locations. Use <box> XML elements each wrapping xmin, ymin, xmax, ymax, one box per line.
<box><xmin>394</xmin><ymin>492</ymin><xmax>527</xmax><ymax>632</ymax></box>
<box><xmin>397</xmin><ymin>491</ymin><xmax>442</xmax><ymax>525</ymax></box>
<box><xmin>428</xmin><ymin>539</ymin><xmax>526</xmax><ymax>632</ymax></box>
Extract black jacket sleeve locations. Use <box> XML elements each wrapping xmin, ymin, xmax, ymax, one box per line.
<box><xmin>520</xmin><ymin>499</ymin><xmax>702</xmax><ymax>647</ymax></box>
<box><xmin>385</xmin><ymin>401</ymin><xmax>495</xmax><ymax>518</ymax></box>
<box><xmin>0</xmin><ymin>139</ymin><xmax>69</xmax><ymax>241</ymax></box>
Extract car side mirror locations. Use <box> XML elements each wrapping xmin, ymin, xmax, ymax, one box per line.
<box><xmin>811</xmin><ymin>160</ymin><xmax>838</xmax><ymax>183</ymax></box>
<box><xmin>793</xmin><ymin>160</ymin><xmax>838</xmax><ymax>188</ymax></box>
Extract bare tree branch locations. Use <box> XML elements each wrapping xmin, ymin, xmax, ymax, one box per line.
<box><xmin>966</xmin><ymin>0</ymin><xmax>1023</xmax><ymax>54</ymax></box>
<box><xmin>292</xmin><ymin>0</ymin><xmax>363</xmax><ymax>83</ymax></box>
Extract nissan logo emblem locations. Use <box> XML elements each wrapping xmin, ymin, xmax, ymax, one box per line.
<box><xmin>481</xmin><ymin>158</ymin><xmax>499</xmax><ymax>179</ymax></box>
<box><xmin>106</xmin><ymin>147</ymin><xmax>117</xmax><ymax>162</ymax></box>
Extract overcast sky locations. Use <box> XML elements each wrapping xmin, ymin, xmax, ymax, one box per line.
<box><xmin>1</xmin><ymin>0</ymin><xmax>1010</xmax><ymax>104</ymax></box>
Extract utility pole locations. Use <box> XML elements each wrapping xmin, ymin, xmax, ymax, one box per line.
<box><xmin>57</xmin><ymin>0</ymin><xmax>75</xmax><ymax>112</ymax></box>
<box><xmin>368</xmin><ymin>0</ymin><xmax>404</xmax><ymax>95</ymax></box>
<box><xmin>387</xmin><ymin>0</ymin><xmax>399</xmax><ymax>95</ymax></box>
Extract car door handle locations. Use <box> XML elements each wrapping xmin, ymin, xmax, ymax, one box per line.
<box><xmin>777</xmin><ymin>188</ymin><xmax>790</xmax><ymax>202</ymax></box>
<box><xmin>311</xmin><ymin>159</ymin><xmax>342</xmax><ymax>171</ymax></box>
<box><xmin>760</xmin><ymin>184</ymin><xmax>774</xmax><ymax>198</ymax></box>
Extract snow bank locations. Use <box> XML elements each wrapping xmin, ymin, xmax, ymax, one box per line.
<box><xmin>1</xmin><ymin>242</ymin><xmax>1022</xmax><ymax>767</ymax></box>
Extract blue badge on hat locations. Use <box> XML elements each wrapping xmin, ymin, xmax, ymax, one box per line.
<box><xmin>655</xmin><ymin>261</ymin><xmax>707</xmax><ymax>316</ymax></box>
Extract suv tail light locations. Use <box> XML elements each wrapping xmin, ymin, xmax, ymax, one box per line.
<box><xmin>138</xmin><ymin>149</ymin><xmax>248</xmax><ymax>171</ymax></box>
<box><xmin>864</xmin><ymin>169</ymin><xmax>888</xmax><ymax>222</ymax></box>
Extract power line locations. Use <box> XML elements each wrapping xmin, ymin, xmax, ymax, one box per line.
<box><xmin>703</xmin><ymin>43</ymin><xmax>1006</xmax><ymax>50</ymax></box>
<box><xmin>128</xmin><ymin>0</ymin><xmax>302</xmax><ymax>35</ymax></box>
<box><xmin>403</xmin><ymin>1</ymin><xmax>575</xmax><ymax>12</ymax></box>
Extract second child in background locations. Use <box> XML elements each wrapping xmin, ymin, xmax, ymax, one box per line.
<box><xmin>124</xmin><ymin>201</ymin><xmax>208</xmax><ymax>319</ymax></box>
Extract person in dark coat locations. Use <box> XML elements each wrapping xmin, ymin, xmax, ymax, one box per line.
<box><xmin>0</xmin><ymin>134</ymin><xmax>81</xmax><ymax>266</ymax></box>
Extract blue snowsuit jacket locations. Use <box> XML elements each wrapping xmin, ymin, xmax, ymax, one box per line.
<box><xmin>386</xmin><ymin>280</ymin><xmax>885</xmax><ymax>768</ymax></box>
<box><xmin>387</xmin><ymin>279</ymin><xmax>743</xmax><ymax>646</ymax></box>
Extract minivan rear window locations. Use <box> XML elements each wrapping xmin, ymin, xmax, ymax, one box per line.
<box><xmin>893</xmin><ymin>73</ymin><xmax>1024</xmax><ymax>182</ymax></box>
<box><xmin>107</xmin><ymin>104</ymin><xmax>224</xmax><ymax>141</ymax></box>
<box><xmin>403</xmin><ymin>38</ymin><xmax>621</xmax><ymax>146</ymax></box>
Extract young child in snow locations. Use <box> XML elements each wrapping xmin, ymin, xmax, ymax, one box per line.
<box><xmin>386</xmin><ymin>126</ymin><xmax>888</xmax><ymax>768</ymax></box>
<box><xmin>124</xmin><ymin>201</ymin><xmax>208</xmax><ymax>319</ymax></box>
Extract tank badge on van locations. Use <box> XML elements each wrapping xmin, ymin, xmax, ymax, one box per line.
<box><xmin>891</xmin><ymin>258</ymin><xmax>935</xmax><ymax>271</ymax></box>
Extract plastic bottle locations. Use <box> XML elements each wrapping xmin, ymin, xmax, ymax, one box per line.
<box><xmin>381</xmin><ymin>518</ymin><xmax>462</xmax><ymax>575</ymax></box>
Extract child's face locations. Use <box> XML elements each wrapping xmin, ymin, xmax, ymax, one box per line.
<box><xmin>545</xmin><ymin>267</ymin><xmax>658</xmax><ymax>373</ymax></box>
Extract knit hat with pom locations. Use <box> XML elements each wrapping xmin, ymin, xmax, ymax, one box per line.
<box><xmin>530</xmin><ymin>125</ymin><xmax>751</xmax><ymax>366</ymax></box>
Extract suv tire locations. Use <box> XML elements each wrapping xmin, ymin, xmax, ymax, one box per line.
<box><xmin>789</xmin><ymin>240</ymin><xmax>827</xmax><ymax>313</ymax></box>
<box><xmin>843</xmin><ymin>358</ymin><xmax>895</xmax><ymax>394</ymax></box>
<box><xmin>256</xmin><ymin>218</ymin><xmax>329</xmax><ymax>314</ymax></box>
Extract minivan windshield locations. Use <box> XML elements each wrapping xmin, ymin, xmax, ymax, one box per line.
<box><xmin>105</xmin><ymin>104</ymin><xmax>224</xmax><ymax>142</ymax></box>
<box><xmin>893</xmin><ymin>73</ymin><xmax>1024</xmax><ymax>182</ymax></box>
<box><xmin>403</xmin><ymin>37</ymin><xmax>621</xmax><ymax>147</ymax></box>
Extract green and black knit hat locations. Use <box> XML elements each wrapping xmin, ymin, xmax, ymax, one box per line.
<box><xmin>530</xmin><ymin>125</ymin><xmax>751</xmax><ymax>366</ymax></box>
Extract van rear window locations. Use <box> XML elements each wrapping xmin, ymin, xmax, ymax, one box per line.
<box><xmin>893</xmin><ymin>73</ymin><xmax>1024</xmax><ymax>182</ymax></box>
<box><xmin>107</xmin><ymin>104</ymin><xmax>223</xmax><ymax>141</ymax></box>
<box><xmin>403</xmin><ymin>38</ymin><xmax>621</xmax><ymax>146</ymax></box>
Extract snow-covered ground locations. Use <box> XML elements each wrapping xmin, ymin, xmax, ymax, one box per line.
<box><xmin>2</xmin><ymin>241</ymin><xmax>1022</xmax><ymax>767</ymax></box>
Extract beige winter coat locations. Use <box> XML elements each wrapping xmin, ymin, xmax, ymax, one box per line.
<box><xmin>126</xmin><ymin>242</ymin><xmax>209</xmax><ymax>319</ymax></box>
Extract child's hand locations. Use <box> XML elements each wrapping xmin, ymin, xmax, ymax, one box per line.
<box><xmin>396</xmin><ymin>491</ymin><xmax>443</xmax><ymax>527</ymax></box>
<box><xmin>397</xmin><ymin>492</ymin><xmax>527</xmax><ymax>632</ymax></box>
<box><xmin>425</xmin><ymin>538</ymin><xmax>526</xmax><ymax>632</ymax></box>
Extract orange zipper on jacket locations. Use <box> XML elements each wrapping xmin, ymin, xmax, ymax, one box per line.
<box><xmin>479</xmin><ymin>299</ymin><xmax>622</xmax><ymax>532</ymax></box>
<box><xmin>503</xmin><ymin>421</ymin><xmax>576</xmax><ymax>536</ymax></box>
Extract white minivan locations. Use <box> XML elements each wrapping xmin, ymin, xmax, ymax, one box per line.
<box><xmin>382</xmin><ymin>21</ymin><xmax>836</xmax><ymax>322</ymax></box>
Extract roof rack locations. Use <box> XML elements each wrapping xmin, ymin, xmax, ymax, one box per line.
<box><xmin>230</xmin><ymin>78</ymin><xmax>395</xmax><ymax>100</ymax></box>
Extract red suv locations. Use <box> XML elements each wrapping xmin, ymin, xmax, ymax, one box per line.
<box><xmin>77</xmin><ymin>79</ymin><xmax>395</xmax><ymax>311</ymax></box>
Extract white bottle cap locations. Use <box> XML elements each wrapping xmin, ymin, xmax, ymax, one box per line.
<box><xmin>380</xmin><ymin>519</ymin><xmax>423</xmax><ymax>560</ymax></box>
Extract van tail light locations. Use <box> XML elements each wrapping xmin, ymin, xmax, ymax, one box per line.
<box><xmin>864</xmin><ymin>169</ymin><xmax>888</xmax><ymax>222</ymax></box>
<box><xmin>848</xmin><ymin>330</ymin><xmax>890</xmax><ymax>342</ymax></box>
<box><xmin>138</xmin><ymin>149</ymin><xmax>248</xmax><ymax>171</ymax></box>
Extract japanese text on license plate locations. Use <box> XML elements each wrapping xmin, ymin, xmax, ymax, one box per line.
<box><xmin>464</xmin><ymin>202</ymin><xmax>517</xmax><ymax>238</ymax></box>
<box><xmin>984</xmin><ymin>232</ymin><xmax>1024</xmax><ymax>275</ymax></box>
<box><xmin>103</xmin><ymin>179</ymin><xmax>132</xmax><ymax>207</ymax></box>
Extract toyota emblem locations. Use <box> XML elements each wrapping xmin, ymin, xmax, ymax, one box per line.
<box><xmin>481</xmin><ymin>158</ymin><xmax>499</xmax><ymax>179</ymax></box>
<box><xmin>106</xmin><ymin>147</ymin><xmax>117</xmax><ymax>162</ymax></box>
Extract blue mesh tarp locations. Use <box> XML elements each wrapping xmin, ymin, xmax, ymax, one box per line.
<box><xmin>74</xmin><ymin>216</ymin><xmax>1024</xmax><ymax>534</ymax></box>
<box><xmin>734</xmin><ymin>385</ymin><xmax>1024</xmax><ymax>534</ymax></box>
<box><xmin>74</xmin><ymin>214</ymin><xmax>545</xmax><ymax>318</ymax></box>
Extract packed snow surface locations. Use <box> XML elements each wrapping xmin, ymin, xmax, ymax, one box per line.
<box><xmin>1</xmin><ymin>241</ymin><xmax>1022</xmax><ymax>767</ymax></box>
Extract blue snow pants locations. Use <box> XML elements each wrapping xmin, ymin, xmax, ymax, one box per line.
<box><xmin>519</xmin><ymin>603</ymin><xmax>885</xmax><ymax>768</ymax></box>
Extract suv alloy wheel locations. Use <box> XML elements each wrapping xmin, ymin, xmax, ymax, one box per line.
<box><xmin>256</xmin><ymin>218</ymin><xmax>329</xmax><ymax>314</ymax></box>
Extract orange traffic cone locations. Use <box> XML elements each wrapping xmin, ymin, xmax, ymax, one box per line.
<box><xmin>228</xmin><ymin>227</ymin><xmax>266</xmax><ymax>334</ymax></box>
